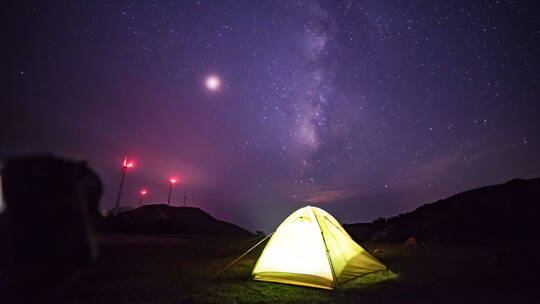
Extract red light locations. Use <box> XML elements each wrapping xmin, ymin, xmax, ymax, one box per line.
<box><xmin>140</xmin><ymin>189</ymin><xmax>148</xmax><ymax>196</ymax></box>
<box><xmin>169</xmin><ymin>178</ymin><xmax>178</xmax><ymax>184</ymax></box>
<box><xmin>122</xmin><ymin>157</ymin><xmax>134</xmax><ymax>168</ymax></box>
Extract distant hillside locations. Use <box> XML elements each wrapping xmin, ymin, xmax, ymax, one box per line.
<box><xmin>344</xmin><ymin>178</ymin><xmax>540</xmax><ymax>243</ymax></box>
<box><xmin>107</xmin><ymin>204</ymin><xmax>253</xmax><ymax>237</ymax></box>
<box><xmin>107</xmin><ymin>206</ymin><xmax>133</xmax><ymax>215</ymax></box>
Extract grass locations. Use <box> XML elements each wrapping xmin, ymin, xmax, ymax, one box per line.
<box><xmin>36</xmin><ymin>234</ymin><xmax>540</xmax><ymax>303</ymax></box>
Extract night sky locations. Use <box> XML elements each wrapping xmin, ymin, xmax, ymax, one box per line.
<box><xmin>3</xmin><ymin>1</ymin><xmax>539</xmax><ymax>231</ymax></box>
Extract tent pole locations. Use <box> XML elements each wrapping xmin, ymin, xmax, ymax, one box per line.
<box><xmin>312</xmin><ymin>208</ymin><xmax>339</xmax><ymax>291</ymax></box>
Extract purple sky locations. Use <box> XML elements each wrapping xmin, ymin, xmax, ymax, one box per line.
<box><xmin>3</xmin><ymin>0</ymin><xmax>540</xmax><ymax>231</ymax></box>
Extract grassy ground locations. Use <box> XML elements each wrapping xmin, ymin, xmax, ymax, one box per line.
<box><xmin>38</xmin><ymin>234</ymin><xmax>540</xmax><ymax>303</ymax></box>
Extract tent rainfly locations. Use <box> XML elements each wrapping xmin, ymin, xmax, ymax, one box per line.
<box><xmin>252</xmin><ymin>206</ymin><xmax>387</xmax><ymax>290</ymax></box>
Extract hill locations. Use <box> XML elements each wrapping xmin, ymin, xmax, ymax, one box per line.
<box><xmin>344</xmin><ymin>178</ymin><xmax>540</xmax><ymax>243</ymax></box>
<box><xmin>107</xmin><ymin>206</ymin><xmax>133</xmax><ymax>215</ymax></box>
<box><xmin>107</xmin><ymin>204</ymin><xmax>253</xmax><ymax>237</ymax></box>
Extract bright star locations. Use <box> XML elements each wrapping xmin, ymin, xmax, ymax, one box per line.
<box><xmin>205</xmin><ymin>75</ymin><xmax>221</xmax><ymax>91</ymax></box>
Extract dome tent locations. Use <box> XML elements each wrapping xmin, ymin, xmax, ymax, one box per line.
<box><xmin>252</xmin><ymin>206</ymin><xmax>387</xmax><ymax>290</ymax></box>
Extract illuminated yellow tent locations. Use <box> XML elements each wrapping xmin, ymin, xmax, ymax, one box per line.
<box><xmin>252</xmin><ymin>206</ymin><xmax>387</xmax><ymax>290</ymax></box>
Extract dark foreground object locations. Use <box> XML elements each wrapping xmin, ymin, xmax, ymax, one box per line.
<box><xmin>0</xmin><ymin>155</ymin><xmax>103</xmax><ymax>302</ymax></box>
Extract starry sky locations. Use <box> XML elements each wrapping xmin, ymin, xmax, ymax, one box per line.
<box><xmin>3</xmin><ymin>0</ymin><xmax>540</xmax><ymax>231</ymax></box>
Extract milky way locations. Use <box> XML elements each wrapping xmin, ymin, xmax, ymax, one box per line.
<box><xmin>3</xmin><ymin>0</ymin><xmax>540</xmax><ymax>230</ymax></box>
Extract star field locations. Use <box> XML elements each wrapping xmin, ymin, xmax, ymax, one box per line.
<box><xmin>3</xmin><ymin>0</ymin><xmax>540</xmax><ymax>230</ymax></box>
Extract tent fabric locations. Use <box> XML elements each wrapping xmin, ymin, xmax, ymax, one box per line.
<box><xmin>252</xmin><ymin>206</ymin><xmax>387</xmax><ymax>290</ymax></box>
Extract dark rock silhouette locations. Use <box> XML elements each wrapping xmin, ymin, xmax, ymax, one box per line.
<box><xmin>403</xmin><ymin>236</ymin><xmax>423</xmax><ymax>248</ymax></box>
<box><xmin>107</xmin><ymin>204</ymin><xmax>253</xmax><ymax>237</ymax></box>
<box><xmin>345</xmin><ymin>178</ymin><xmax>540</xmax><ymax>243</ymax></box>
<box><xmin>0</xmin><ymin>155</ymin><xmax>103</xmax><ymax>301</ymax></box>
